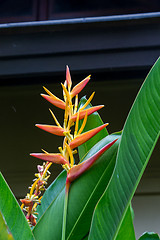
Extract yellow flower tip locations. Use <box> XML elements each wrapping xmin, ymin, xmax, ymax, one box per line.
<box><xmin>21</xmin><ymin>203</ymin><xmax>24</xmax><ymax>209</ymax></box>
<box><xmin>43</xmin><ymin>86</ymin><xmax>52</xmax><ymax>95</ymax></box>
<box><xmin>49</xmin><ymin>108</ymin><xmax>61</xmax><ymax>127</ymax></box>
<box><xmin>61</xmin><ymin>83</ymin><xmax>71</xmax><ymax>102</ymax></box>
<box><xmin>69</xmin><ymin>123</ymin><xmax>109</xmax><ymax>149</ymax></box>
<box><xmin>71</xmin><ymin>75</ymin><xmax>91</xmax><ymax>98</ymax></box>
<box><xmin>62</xmin><ymin>163</ymin><xmax>70</xmax><ymax>172</ymax></box>
<box><xmin>80</xmin><ymin>91</ymin><xmax>95</xmax><ymax>111</ymax></box>
<box><xmin>30</xmin><ymin>153</ymin><xmax>69</xmax><ymax>166</ymax></box>
<box><xmin>67</xmin><ymin>139</ymin><xmax>118</xmax><ymax>183</ymax></box>
<box><xmin>71</xmin><ymin>105</ymin><xmax>104</xmax><ymax>122</ymax></box>
<box><xmin>36</xmin><ymin>124</ymin><xmax>65</xmax><ymax>136</ymax></box>
<box><xmin>66</xmin><ymin>65</ymin><xmax>72</xmax><ymax>89</ymax></box>
<box><xmin>41</xmin><ymin>94</ymin><xmax>66</xmax><ymax>110</ymax></box>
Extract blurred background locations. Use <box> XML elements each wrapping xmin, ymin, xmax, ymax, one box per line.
<box><xmin>0</xmin><ymin>0</ymin><xmax>160</xmax><ymax>238</ymax></box>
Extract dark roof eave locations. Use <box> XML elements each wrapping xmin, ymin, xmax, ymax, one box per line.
<box><xmin>1</xmin><ymin>11</ymin><xmax>160</xmax><ymax>33</ymax></box>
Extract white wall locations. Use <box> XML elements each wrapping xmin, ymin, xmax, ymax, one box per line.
<box><xmin>132</xmin><ymin>195</ymin><xmax>160</xmax><ymax>239</ymax></box>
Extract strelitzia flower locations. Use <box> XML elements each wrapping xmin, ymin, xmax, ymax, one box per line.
<box><xmin>22</xmin><ymin>66</ymin><xmax>117</xmax><ymax>228</ymax></box>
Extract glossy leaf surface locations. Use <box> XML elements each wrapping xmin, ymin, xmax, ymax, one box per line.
<box><xmin>138</xmin><ymin>232</ymin><xmax>160</xmax><ymax>240</ymax></box>
<box><xmin>89</xmin><ymin>58</ymin><xmax>160</xmax><ymax>239</ymax></box>
<box><xmin>36</xmin><ymin>170</ymin><xmax>66</xmax><ymax>221</ymax></box>
<box><xmin>0</xmin><ymin>172</ymin><xmax>35</xmax><ymax>240</ymax></box>
<box><xmin>79</xmin><ymin>98</ymin><xmax>135</xmax><ymax>240</ymax></box>
<box><xmin>33</xmin><ymin>134</ymin><xmax>120</xmax><ymax>240</ymax></box>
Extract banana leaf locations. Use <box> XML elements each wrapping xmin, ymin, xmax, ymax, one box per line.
<box><xmin>0</xmin><ymin>172</ymin><xmax>35</xmax><ymax>240</ymax></box>
<box><xmin>88</xmin><ymin>58</ymin><xmax>160</xmax><ymax>239</ymax></box>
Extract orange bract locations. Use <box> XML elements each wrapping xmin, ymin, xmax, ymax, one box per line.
<box><xmin>71</xmin><ymin>75</ymin><xmax>91</xmax><ymax>98</ymax></box>
<box><xmin>41</xmin><ymin>94</ymin><xmax>66</xmax><ymax>110</ymax></box>
<box><xmin>67</xmin><ymin>139</ymin><xmax>118</xmax><ymax>183</ymax></box>
<box><xmin>30</xmin><ymin>153</ymin><xmax>69</xmax><ymax>166</ymax></box>
<box><xmin>36</xmin><ymin>124</ymin><xmax>65</xmax><ymax>136</ymax></box>
<box><xmin>69</xmin><ymin>123</ymin><xmax>109</xmax><ymax>149</ymax></box>
<box><xmin>71</xmin><ymin>105</ymin><xmax>104</xmax><ymax>122</ymax></box>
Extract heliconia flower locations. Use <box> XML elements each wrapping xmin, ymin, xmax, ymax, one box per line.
<box><xmin>67</xmin><ymin>139</ymin><xmax>118</xmax><ymax>183</ymax></box>
<box><xmin>36</xmin><ymin>124</ymin><xmax>65</xmax><ymax>136</ymax></box>
<box><xmin>71</xmin><ymin>75</ymin><xmax>91</xmax><ymax>98</ymax></box>
<box><xmin>66</xmin><ymin>65</ymin><xmax>72</xmax><ymax>90</ymax></box>
<box><xmin>41</xmin><ymin>94</ymin><xmax>66</xmax><ymax>110</ymax></box>
<box><xmin>30</xmin><ymin>153</ymin><xmax>69</xmax><ymax>166</ymax></box>
<box><xmin>71</xmin><ymin>105</ymin><xmax>104</xmax><ymax>122</ymax></box>
<box><xmin>69</xmin><ymin>123</ymin><xmax>109</xmax><ymax>149</ymax></box>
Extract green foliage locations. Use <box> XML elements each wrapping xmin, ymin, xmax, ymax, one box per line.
<box><xmin>33</xmin><ymin>134</ymin><xmax>120</xmax><ymax>239</ymax></box>
<box><xmin>0</xmin><ymin>172</ymin><xmax>35</xmax><ymax>240</ymax></box>
<box><xmin>138</xmin><ymin>232</ymin><xmax>160</xmax><ymax>240</ymax></box>
<box><xmin>1</xmin><ymin>58</ymin><xmax>160</xmax><ymax>239</ymax></box>
<box><xmin>0</xmin><ymin>211</ymin><xmax>14</xmax><ymax>240</ymax></box>
<box><xmin>115</xmin><ymin>205</ymin><xmax>136</xmax><ymax>240</ymax></box>
<box><xmin>88</xmin><ymin>57</ymin><xmax>160</xmax><ymax>240</ymax></box>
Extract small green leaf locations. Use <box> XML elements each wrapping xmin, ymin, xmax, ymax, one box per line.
<box><xmin>138</xmin><ymin>232</ymin><xmax>160</xmax><ymax>240</ymax></box>
<box><xmin>115</xmin><ymin>205</ymin><xmax>136</xmax><ymax>240</ymax></box>
<box><xmin>0</xmin><ymin>172</ymin><xmax>35</xmax><ymax>240</ymax></box>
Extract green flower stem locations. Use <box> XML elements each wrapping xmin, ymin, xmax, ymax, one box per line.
<box><xmin>62</xmin><ymin>179</ymin><xmax>70</xmax><ymax>240</ymax></box>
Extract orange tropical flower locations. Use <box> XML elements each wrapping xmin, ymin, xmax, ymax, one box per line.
<box><xmin>23</xmin><ymin>66</ymin><xmax>113</xmax><ymax>227</ymax></box>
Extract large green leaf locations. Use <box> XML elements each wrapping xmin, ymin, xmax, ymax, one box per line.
<box><xmin>0</xmin><ymin>172</ymin><xmax>35</xmax><ymax>240</ymax></box>
<box><xmin>32</xmin><ymin>134</ymin><xmax>120</xmax><ymax>240</ymax></box>
<box><xmin>79</xmin><ymin>98</ymin><xmax>135</xmax><ymax>240</ymax></box>
<box><xmin>138</xmin><ymin>232</ymin><xmax>160</xmax><ymax>240</ymax></box>
<box><xmin>36</xmin><ymin>170</ymin><xmax>66</xmax><ymax>222</ymax></box>
<box><xmin>88</xmin><ymin>58</ymin><xmax>160</xmax><ymax>239</ymax></box>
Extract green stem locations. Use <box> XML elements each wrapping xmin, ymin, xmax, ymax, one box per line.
<box><xmin>62</xmin><ymin>179</ymin><xmax>70</xmax><ymax>240</ymax></box>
